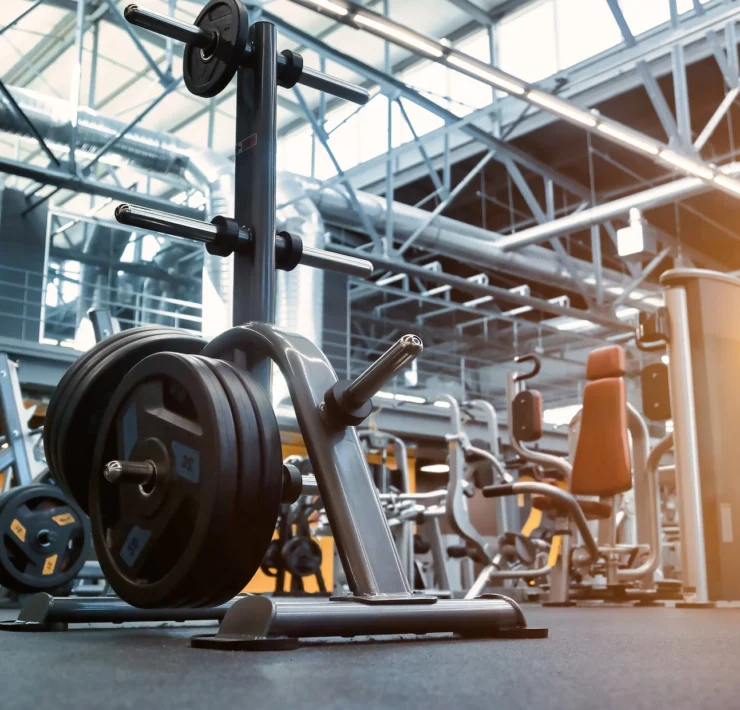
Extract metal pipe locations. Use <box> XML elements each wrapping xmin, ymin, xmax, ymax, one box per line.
<box><xmin>495</xmin><ymin>162</ymin><xmax>740</xmax><ymax>251</ymax></box>
<box><xmin>305</xmin><ymin>180</ymin><xmax>648</xmax><ymax>303</ymax></box>
<box><xmin>483</xmin><ymin>481</ymin><xmax>600</xmax><ymax>563</ymax></box>
<box><xmin>618</xmin><ymin>432</ymin><xmax>673</xmax><ymax>582</ymax></box>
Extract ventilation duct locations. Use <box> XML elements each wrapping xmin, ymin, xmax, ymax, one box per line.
<box><xmin>0</xmin><ymin>87</ymin><xmax>324</xmax><ymax>363</ymax></box>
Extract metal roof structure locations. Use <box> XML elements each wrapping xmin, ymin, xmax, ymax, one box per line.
<box><xmin>0</xmin><ymin>0</ymin><xmax>737</xmax><ymax>417</ymax></box>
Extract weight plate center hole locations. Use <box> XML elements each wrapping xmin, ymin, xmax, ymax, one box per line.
<box><xmin>200</xmin><ymin>33</ymin><xmax>219</xmax><ymax>63</ymax></box>
<box><xmin>139</xmin><ymin>467</ymin><xmax>158</xmax><ymax>497</ymax></box>
<box><xmin>36</xmin><ymin>529</ymin><xmax>52</xmax><ymax>548</ymax></box>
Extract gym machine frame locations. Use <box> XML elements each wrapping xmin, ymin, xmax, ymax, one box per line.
<box><xmin>483</xmin><ymin>355</ymin><xmax>669</xmax><ymax>605</ymax></box>
<box><xmin>0</xmin><ymin>354</ymin><xmax>45</xmax><ymax>489</ymax></box>
<box><xmin>4</xmin><ymin>1</ymin><xmax>543</xmax><ymax>644</ymax></box>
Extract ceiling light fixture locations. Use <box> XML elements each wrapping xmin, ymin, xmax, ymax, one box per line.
<box><xmin>713</xmin><ymin>174</ymin><xmax>740</xmax><ymax>196</ymax></box>
<box><xmin>446</xmin><ymin>55</ymin><xmax>526</xmax><ymax>95</ymax></box>
<box><xmin>306</xmin><ymin>0</ymin><xmax>349</xmax><ymax>16</ymax></box>
<box><xmin>597</xmin><ymin>122</ymin><xmax>659</xmax><ymax>156</ymax></box>
<box><xmin>353</xmin><ymin>14</ymin><xmax>444</xmax><ymax>57</ymax></box>
<box><xmin>659</xmin><ymin>150</ymin><xmax>714</xmax><ymax>180</ymax></box>
<box><xmin>528</xmin><ymin>90</ymin><xmax>597</xmax><ymax>128</ymax></box>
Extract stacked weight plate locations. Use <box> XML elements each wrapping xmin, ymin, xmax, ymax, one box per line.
<box><xmin>44</xmin><ymin>325</ymin><xmax>284</xmax><ymax>608</ymax></box>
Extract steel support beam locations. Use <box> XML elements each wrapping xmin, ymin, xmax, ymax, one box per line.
<box><xmin>694</xmin><ymin>86</ymin><xmax>739</xmax><ymax>151</ymax></box>
<box><xmin>396</xmin><ymin>99</ymin><xmax>448</xmax><ymax>198</ymax></box>
<box><xmin>442</xmin><ymin>0</ymin><xmax>492</xmax><ymax>26</ymax></box>
<box><xmin>0</xmin><ymin>156</ymin><xmax>202</xmax><ymax>218</ymax></box>
<box><xmin>611</xmin><ymin>246</ymin><xmax>673</xmax><ymax>307</ymax></box>
<box><xmin>0</xmin><ymin>0</ymin><xmax>45</xmax><ymax>38</ymax></box>
<box><xmin>0</xmin><ymin>80</ymin><xmax>61</xmax><ymax>168</ymax></box>
<box><xmin>293</xmin><ymin>87</ymin><xmax>382</xmax><ymax>243</ymax></box>
<box><xmin>102</xmin><ymin>0</ymin><xmax>168</xmax><ymax>85</ymax></box>
<box><xmin>671</xmin><ymin>44</ymin><xmax>693</xmax><ymax>149</ymax></box>
<box><xmin>331</xmin><ymin>245</ymin><xmax>631</xmax><ymax>331</ymax></box>
<box><xmin>257</xmin><ymin>6</ymin><xmax>589</xmax><ymax>199</ymax></box>
<box><xmin>494</xmin><ymin>161</ymin><xmax>740</xmax><ymax>251</ymax></box>
<box><xmin>397</xmin><ymin>151</ymin><xmax>494</xmax><ymax>254</ymax></box>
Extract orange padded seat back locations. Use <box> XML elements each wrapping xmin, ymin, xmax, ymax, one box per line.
<box><xmin>571</xmin><ymin>346</ymin><xmax>632</xmax><ymax>497</ymax></box>
<box><xmin>586</xmin><ymin>345</ymin><xmax>626</xmax><ymax>380</ymax></box>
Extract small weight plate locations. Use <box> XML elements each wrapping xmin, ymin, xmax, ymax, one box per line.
<box><xmin>281</xmin><ymin>537</ymin><xmax>322</xmax><ymax>578</ymax></box>
<box><xmin>89</xmin><ymin>352</ymin><xmax>240</xmax><ymax>608</ymax></box>
<box><xmin>0</xmin><ymin>484</ymin><xmax>90</xmax><ymax>593</ymax></box>
<box><xmin>183</xmin><ymin>0</ymin><xmax>250</xmax><ymax>99</ymax></box>
<box><xmin>52</xmin><ymin>328</ymin><xmax>206</xmax><ymax>513</ymax></box>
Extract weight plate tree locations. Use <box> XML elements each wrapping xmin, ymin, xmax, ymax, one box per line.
<box><xmin>0</xmin><ymin>485</ymin><xmax>90</xmax><ymax>593</ymax></box>
<box><xmin>89</xmin><ymin>352</ymin><xmax>283</xmax><ymax>608</ymax></box>
<box><xmin>44</xmin><ymin>326</ymin><xmax>206</xmax><ymax>513</ymax></box>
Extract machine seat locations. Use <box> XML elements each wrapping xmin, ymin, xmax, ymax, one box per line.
<box><xmin>531</xmin><ymin>495</ymin><xmax>613</xmax><ymax>520</ymax></box>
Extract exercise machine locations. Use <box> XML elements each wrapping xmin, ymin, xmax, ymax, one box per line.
<box><xmin>485</xmin><ymin>347</ymin><xmax>678</xmax><ymax>605</ymax></box>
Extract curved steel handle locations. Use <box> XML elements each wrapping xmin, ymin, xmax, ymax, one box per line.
<box><xmin>513</xmin><ymin>354</ymin><xmax>541</xmax><ymax>382</ymax></box>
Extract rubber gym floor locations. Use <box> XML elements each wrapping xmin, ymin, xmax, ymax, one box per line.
<box><xmin>1</xmin><ymin>604</ymin><xmax>737</xmax><ymax>710</ymax></box>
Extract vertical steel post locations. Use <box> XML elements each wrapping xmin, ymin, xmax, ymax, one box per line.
<box><xmin>384</xmin><ymin>0</ymin><xmax>393</xmax><ymax>255</ymax></box>
<box><xmin>69</xmin><ymin>0</ymin><xmax>87</xmax><ymax>171</ymax></box>
<box><xmin>0</xmin><ymin>355</ymin><xmax>34</xmax><ymax>486</ymax></box>
<box><xmin>591</xmin><ymin>225</ymin><xmax>603</xmax><ymax>305</ymax></box>
<box><xmin>671</xmin><ymin>44</ymin><xmax>692</xmax><ymax>150</ymax></box>
<box><xmin>233</xmin><ymin>22</ymin><xmax>278</xmax><ymax>393</ymax></box>
<box><xmin>665</xmin><ymin>285</ymin><xmax>709</xmax><ymax>602</ymax></box>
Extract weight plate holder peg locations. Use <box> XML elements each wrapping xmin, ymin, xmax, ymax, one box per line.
<box><xmin>0</xmin><ymin>484</ymin><xmax>90</xmax><ymax>594</ymax></box>
<box><xmin>45</xmin><ymin>326</ymin><xmax>206</xmax><ymax>513</ymax></box>
<box><xmin>89</xmin><ymin>352</ymin><xmax>281</xmax><ymax>609</ymax></box>
<box><xmin>182</xmin><ymin>0</ymin><xmax>250</xmax><ymax>98</ymax></box>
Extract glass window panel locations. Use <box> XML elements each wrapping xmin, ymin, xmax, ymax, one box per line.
<box><xmin>618</xmin><ymin>0</ymin><xmax>670</xmax><ymax>36</ymax></box>
<box><xmin>555</xmin><ymin>0</ymin><xmax>622</xmax><ymax>70</ymax></box>
<box><xmin>498</xmin><ymin>0</ymin><xmax>558</xmax><ymax>83</ymax></box>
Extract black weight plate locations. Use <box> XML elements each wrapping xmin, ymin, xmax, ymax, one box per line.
<box><xmin>221</xmin><ymin>363</ymin><xmax>283</xmax><ymax>582</ymax></box>
<box><xmin>183</xmin><ymin>0</ymin><xmax>249</xmax><ymax>98</ymax></box>
<box><xmin>0</xmin><ymin>484</ymin><xmax>90</xmax><ymax>593</ymax></box>
<box><xmin>175</xmin><ymin>356</ymin><xmax>262</xmax><ymax>608</ymax></box>
<box><xmin>54</xmin><ymin>329</ymin><xmax>206</xmax><ymax>513</ymax></box>
<box><xmin>53</xmin><ymin>328</ymin><xmax>205</xmax><ymax>509</ymax></box>
<box><xmin>89</xmin><ymin>352</ymin><xmax>239</xmax><ymax>609</ymax></box>
<box><xmin>178</xmin><ymin>357</ymin><xmax>282</xmax><ymax>607</ymax></box>
<box><xmin>281</xmin><ymin>537</ymin><xmax>322</xmax><ymax>578</ymax></box>
<box><xmin>45</xmin><ymin>326</ymin><xmax>194</xmax><ymax>499</ymax></box>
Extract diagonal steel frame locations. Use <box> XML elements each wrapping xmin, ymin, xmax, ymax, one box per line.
<box><xmin>293</xmin><ymin>86</ymin><xmax>382</xmax><ymax>243</ymax></box>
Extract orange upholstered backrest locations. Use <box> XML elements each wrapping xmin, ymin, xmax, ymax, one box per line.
<box><xmin>571</xmin><ymin>346</ymin><xmax>632</xmax><ymax>497</ymax></box>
